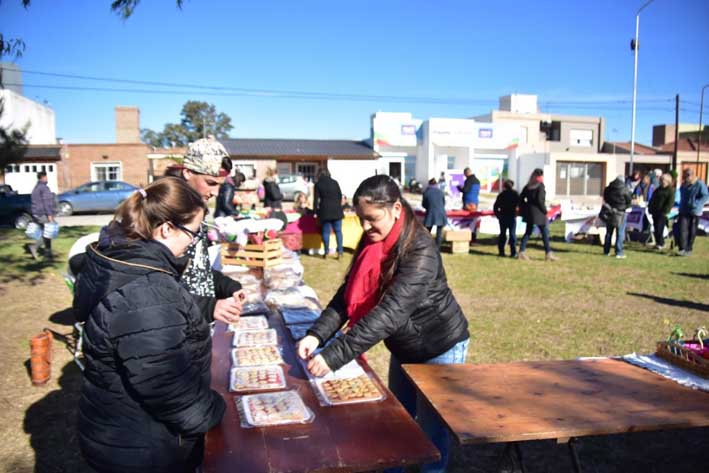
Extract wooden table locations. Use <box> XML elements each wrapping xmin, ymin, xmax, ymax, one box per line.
<box><xmin>403</xmin><ymin>359</ymin><xmax>709</xmax><ymax>472</ymax></box>
<box><xmin>204</xmin><ymin>314</ymin><xmax>439</xmax><ymax>473</ymax></box>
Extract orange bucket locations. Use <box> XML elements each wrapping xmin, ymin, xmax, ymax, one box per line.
<box><xmin>30</xmin><ymin>330</ymin><xmax>53</xmax><ymax>386</ymax></box>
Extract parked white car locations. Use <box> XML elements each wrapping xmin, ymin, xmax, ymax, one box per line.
<box><xmin>277</xmin><ymin>174</ymin><xmax>309</xmax><ymax>201</ymax></box>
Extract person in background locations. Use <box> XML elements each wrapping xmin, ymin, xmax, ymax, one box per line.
<box><xmin>677</xmin><ymin>167</ymin><xmax>709</xmax><ymax>256</ymax></box>
<box><xmin>27</xmin><ymin>171</ymin><xmax>55</xmax><ymax>259</ymax></box>
<box><xmin>633</xmin><ymin>174</ymin><xmax>655</xmax><ymax>203</ymax></box>
<box><xmin>263</xmin><ymin>167</ymin><xmax>284</xmax><ymax>209</ymax></box>
<box><xmin>422</xmin><ymin>177</ymin><xmax>447</xmax><ymax>249</ymax></box>
<box><xmin>297</xmin><ymin>175</ymin><xmax>469</xmax><ymax>473</ymax></box>
<box><xmin>651</xmin><ymin>168</ymin><xmax>662</xmax><ymax>188</ymax></box>
<box><xmin>647</xmin><ymin>173</ymin><xmax>675</xmax><ymax>250</ymax></box>
<box><xmin>74</xmin><ymin>177</ymin><xmax>225</xmax><ymax>473</ymax></box>
<box><xmin>518</xmin><ymin>169</ymin><xmax>558</xmax><ymax>261</ymax></box>
<box><xmin>437</xmin><ymin>171</ymin><xmax>447</xmax><ymax>194</ymax></box>
<box><xmin>164</xmin><ymin>137</ymin><xmax>244</xmax><ymax>325</ymax></box>
<box><xmin>341</xmin><ymin>195</ymin><xmax>353</xmax><ymax>211</ymax></box>
<box><xmin>602</xmin><ymin>175</ymin><xmax>632</xmax><ymax>259</ymax></box>
<box><xmin>314</xmin><ymin>169</ymin><xmax>344</xmax><ymax>259</ymax></box>
<box><xmin>457</xmin><ymin>167</ymin><xmax>480</xmax><ymax>212</ymax></box>
<box><xmin>493</xmin><ymin>179</ymin><xmax>520</xmax><ymax>258</ymax></box>
<box><xmin>293</xmin><ymin>191</ymin><xmax>312</xmax><ymax>216</ymax></box>
<box><xmin>214</xmin><ymin>171</ymin><xmax>237</xmax><ymax>218</ymax></box>
<box><xmin>626</xmin><ymin>170</ymin><xmax>641</xmax><ymax>192</ymax></box>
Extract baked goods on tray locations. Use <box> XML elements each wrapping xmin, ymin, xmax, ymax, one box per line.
<box><xmin>231</xmin><ymin>346</ymin><xmax>283</xmax><ymax>367</ymax></box>
<box><xmin>316</xmin><ymin>374</ymin><xmax>383</xmax><ymax>405</ymax></box>
<box><xmin>239</xmin><ymin>391</ymin><xmax>312</xmax><ymax>427</ymax></box>
<box><xmin>233</xmin><ymin>329</ymin><xmax>278</xmax><ymax>347</ymax></box>
<box><xmin>230</xmin><ymin>366</ymin><xmax>286</xmax><ymax>392</ymax></box>
<box><xmin>227</xmin><ymin>315</ymin><xmax>269</xmax><ymax>332</ymax></box>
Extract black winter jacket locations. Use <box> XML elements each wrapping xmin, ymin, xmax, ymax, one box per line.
<box><xmin>263</xmin><ymin>177</ymin><xmax>283</xmax><ymax>209</ymax></box>
<box><xmin>74</xmin><ymin>239</ymin><xmax>225</xmax><ymax>473</ymax></box>
<box><xmin>493</xmin><ymin>189</ymin><xmax>520</xmax><ymax>218</ymax></box>
<box><xmin>603</xmin><ymin>179</ymin><xmax>631</xmax><ymax>212</ymax></box>
<box><xmin>308</xmin><ymin>226</ymin><xmax>469</xmax><ymax>371</ymax></box>
<box><xmin>519</xmin><ymin>183</ymin><xmax>547</xmax><ymax>226</ymax></box>
<box><xmin>648</xmin><ymin>185</ymin><xmax>674</xmax><ymax>216</ymax></box>
<box><xmin>314</xmin><ymin>175</ymin><xmax>344</xmax><ymax>221</ymax></box>
<box><xmin>215</xmin><ymin>177</ymin><xmax>237</xmax><ymax>217</ymax></box>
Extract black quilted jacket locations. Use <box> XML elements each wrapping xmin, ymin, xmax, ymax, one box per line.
<box><xmin>308</xmin><ymin>226</ymin><xmax>469</xmax><ymax>371</ymax></box>
<box><xmin>73</xmin><ymin>239</ymin><xmax>225</xmax><ymax>473</ymax></box>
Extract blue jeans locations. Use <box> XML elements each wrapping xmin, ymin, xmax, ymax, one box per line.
<box><xmin>519</xmin><ymin>223</ymin><xmax>551</xmax><ymax>253</ymax></box>
<box><xmin>604</xmin><ymin>214</ymin><xmax>627</xmax><ymax>256</ymax></box>
<box><xmin>497</xmin><ymin>215</ymin><xmax>517</xmax><ymax>256</ymax></box>
<box><xmin>321</xmin><ymin>219</ymin><xmax>343</xmax><ymax>255</ymax></box>
<box><xmin>387</xmin><ymin>338</ymin><xmax>470</xmax><ymax>473</ymax></box>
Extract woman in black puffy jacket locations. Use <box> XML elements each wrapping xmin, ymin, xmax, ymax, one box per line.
<box><xmin>73</xmin><ymin>177</ymin><xmax>225</xmax><ymax>473</ymax></box>
<box><xmin>297</xmin><ymin>175</ymin><xmax>469</xmax><ymax>473</ymax></box>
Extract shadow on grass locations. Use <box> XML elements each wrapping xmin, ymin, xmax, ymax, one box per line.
<box><xmin>627</xmin><ymin>292</ymin><xmax>709</xmax><ymax>312</ymax></box>
<box><xmin>672</xmin><ymin>272</ymin><xmax>709</xmax><ymax>281</ymax></box>
<box><xmin>23</xmin><ymin>362</ymin><xmax>92</xmax><ymax>472</ymax></box>
<box><xmin>49</xmin><ymin>307</ymin><xmax>76</xmax><ymax>326</ymax></box>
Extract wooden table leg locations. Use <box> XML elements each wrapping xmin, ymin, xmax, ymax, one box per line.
<box><xmin>495</xmin><ymin>442</ymin><xmax>527</xmax><ymax>473</ymax></box>
<box><xmin>568</xmin><ymin>437</ymin><xmax>583</xmax><ymax>473</ymax></box>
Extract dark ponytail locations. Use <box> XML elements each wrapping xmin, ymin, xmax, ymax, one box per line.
<box><xmin>351</xmin><ymin>175</ymin><xmax>423</xmax><ymax>291</ymax></box>
<box><xmin>113</xmin><ymin>177</ymin><xmax>206</xmax><ymax>241</ymax></box>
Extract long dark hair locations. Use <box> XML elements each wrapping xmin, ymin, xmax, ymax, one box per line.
<box><xmin>350</xmin><ymin>175</ymin><xmax>423</xmax><ymax>291</ymax></box>
<box><xmin>114</xmin><ymin>177</ymin><xmax>206</xmax><ymax>241</ymax></box>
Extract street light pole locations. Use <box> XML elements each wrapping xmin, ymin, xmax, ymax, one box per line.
<box><xmin>629</xmin><ymin>0</ymin><xmax>655</xmax><ymax>176</ymax></box>
<box><xmin>697</xmin><ymin>84</ymin><xmax>709</xmax><ymax>169</ymax></box>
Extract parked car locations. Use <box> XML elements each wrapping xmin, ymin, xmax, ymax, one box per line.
<box><xmin>277</xmin><ymin>174</ymin><xmax>309</xmax><ymax>201</ymax></box>
<box><xmin>57</xmin><ymin>181</ymin><xmax>137</xmax><ymax>216</ymax></box>
<box><xmin>0</xmin><ymin>184</ymin><xmax>32</xmax><ymax>229</ymax></box>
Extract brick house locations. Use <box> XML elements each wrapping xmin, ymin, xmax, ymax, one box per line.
<box><xmin>60</xmin><ymin>107</ymin><xmax>150</xmax><ymax>191</ymax></box>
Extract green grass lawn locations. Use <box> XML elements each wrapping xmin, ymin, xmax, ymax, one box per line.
<box><xmin>0</xmin><ymin>222</ymin><xmax>707</xmax><ymax>472</ymax></box>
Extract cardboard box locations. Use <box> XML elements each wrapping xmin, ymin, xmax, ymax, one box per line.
<box><xmin>444</xmin><ymin>229</ymin><xmax>472</xmax><ymax>242</ymax></box>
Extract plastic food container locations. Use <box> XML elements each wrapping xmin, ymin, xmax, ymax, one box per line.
<box><xmin>227</xmin><ymin>315</ymin><xmax>269</xmax><ymax>332</ymax></box>
<box><xmin>230</xmin><ymin>365</ymin><xmax>286</xmax><ymax>393</ymax></box>
<box><xmin>231</xmin><ymin>346</ymin><xmax>283</xmax><ymax>367</ymax></box>
<box><xmin>237</xmin><ymin>391</ymin><xmax>314</xmax><ymax>427</ymax></box>
<box><xmin>233</xmin><ymin>329</ymin><xmax>278</xmax><ymax>347</ymax></box>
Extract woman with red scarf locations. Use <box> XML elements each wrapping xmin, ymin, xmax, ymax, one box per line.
<box><xmin>297</xmin><ymin>175</ymin><xmax>469</xmax><ymax>473</ymax></box>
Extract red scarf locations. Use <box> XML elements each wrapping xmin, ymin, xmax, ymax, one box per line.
<box><xmin>344</xmin><ymin>214</ymin><xmax>404</xmax><ymax>327</ymax></box>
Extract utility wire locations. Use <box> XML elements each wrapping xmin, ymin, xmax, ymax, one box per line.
<box><xmin>3</xmin><ymin>66</ymin><xmax>678</xmax><ymax>107</ymax></box>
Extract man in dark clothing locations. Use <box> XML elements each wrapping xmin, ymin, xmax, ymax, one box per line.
<box><xmin>456</xmin><ymin>167</ymin><xmax>480</xmax><ymax>211</ymax></box>
<box><xmin>602</xmin><ymin>175</ymin><xmax>632</xmax><ymax>258</ymax></box>
<box><xmin>493</xmin><ymin>179</ymin><xmax>520</xmax><ymax>257</ymax></box>
<box><xmin>28</xmin><ymin>172</ymin><xmax>55</xmax><ymax>259</ymax></box>
<box><xmin>314</xmin><ymin>169</ymin><xmax>344</xmax><ymax>259</ymax></box>
<box><xmin>422</xmin><ymin>178</ymin><xmax>447</xmax><ymax>249</ymax></box>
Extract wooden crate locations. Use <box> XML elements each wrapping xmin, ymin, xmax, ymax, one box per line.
<box><xmin>656</xmin><ymin>341</ymin><xmax>709</xmax><ymax>379</ymax></box>
<box><xmin>444</xmin><ymin>229</ymin><xmax>472</xmax><ymax>242</ymax></box>
<box><xmin>222</xmin><ymin>239</ymin><xmax>283</xmax><ymax>268</ymax></box>
<box><xmin>450</xmin><ymin>241</ymin><xmax>470</xmax><ymax>254</ymax></box>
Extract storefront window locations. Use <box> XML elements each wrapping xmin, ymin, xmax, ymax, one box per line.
<box><xmin>556</xmin><ymin>162</ymin><xmax>604</xmax><ymax>196</ymax></box>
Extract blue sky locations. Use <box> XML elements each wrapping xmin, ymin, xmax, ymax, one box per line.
<box><xmin>2</xmin><ymin>0</ymin><xmax>708</xmax><ymax>145</ymax></box>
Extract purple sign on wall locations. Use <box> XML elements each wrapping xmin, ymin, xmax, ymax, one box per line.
<box><xmin>478</xmin><ymin>128</ymin><xmax>493</xmax><ymax>139</ymax></box>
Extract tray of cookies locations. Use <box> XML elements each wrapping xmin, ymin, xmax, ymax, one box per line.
<box><xmin>232</xmin><ymin>329</ymin><xmax>278</xmax><ymax>347</ymax></box>
<box><xmin>237</xmin><ymin>391</ymin><xmax>314</xmax><ymax>427</ymax></box>
<box><xmin>227</xmin><ymin>315</ymin><xmax>269</xmax><ymax>332</ymax></box>
<box><xmin>230</xmin><ymin>365</ymin><xmax>286</xmax><ymax>392</ymax></box>
<box><xmin>314</xmin><ymin>374</ymin><xmax>384</xmax><ymax>406</ymax></box>
<box><xmin>231</xmin><ymin>346</ymin><xmax>283</xmax><ymax>367</ymax></box>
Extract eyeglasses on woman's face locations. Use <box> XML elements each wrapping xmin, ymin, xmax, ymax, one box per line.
<box><xmin>172</xmin><ymin>222</ymin><xmax>202</xmax><ymax>242</ymax></box>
